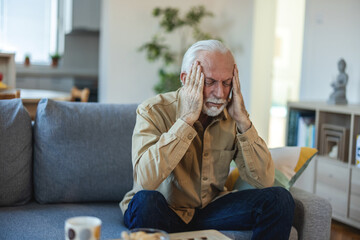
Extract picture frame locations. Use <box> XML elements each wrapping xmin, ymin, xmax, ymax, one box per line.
<box><xmin>320</xmin><ymin>123</ymin><xmax>349</xmax><ymax>162</ymax></box>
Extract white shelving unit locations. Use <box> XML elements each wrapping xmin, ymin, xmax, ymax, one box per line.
<box><xmin>287</xmin><ymin>101</ymin><xmax>360</xmax><ymax>229</ymax></box>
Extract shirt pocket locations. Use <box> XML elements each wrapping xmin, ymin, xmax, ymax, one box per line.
<box><xmin>170</xmin><ymin>149</ymin><xmax>197</xmax><ymax>184</ymax></box>
<box><xmin>213</xmin><ymin>149</ymin><xmax>236</xmax><ymax>183</ymax></box>
<box><xmin>181</xmin><ymin>151</ymin><xmax>195</xmax><ymax>175</ymax></box>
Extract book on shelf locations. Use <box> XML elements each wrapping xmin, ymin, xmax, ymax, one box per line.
<box><xmin>287</xmin><ymin>110</ymin><xmax>299</xmax><ymax>146</ymax></box>
<box><xmin>287</xmin><ymin>109</ymin><xmax>315</xmax><ymax>147</ymax></box>
<box><xmin>297</xmin><ymin>115</ymin><xmax>315</xmax><ymax>148</ymax></box>
<box><xmin>356</xmin><ymin>134</ymin><xmax>360</xmax><ymax>168</ymax></box>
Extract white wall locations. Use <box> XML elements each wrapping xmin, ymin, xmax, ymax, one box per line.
<box><xmin>300</xmin><ymin>0</ymin><xmax>360</xmax><ymax>103</ymax></box>
<box><xmin>99</xmin><ymin>0</ymin><xmax>254</xmax><ymax>105</ymax></box>
<box><xmin>250</xmin><ymin>0</ymin><xmax>277</xmax><ymax>143</ymax></box>
<box><xmin>272</xmin><ymin>0</ymin><xmax>305</xmax><ymax>104</ymax></box>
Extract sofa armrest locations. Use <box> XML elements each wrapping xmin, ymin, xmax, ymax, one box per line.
<box><xmin>290</xmin><ymin>187</ymin><xmax>332</xmax><ymax>240</ymax></box>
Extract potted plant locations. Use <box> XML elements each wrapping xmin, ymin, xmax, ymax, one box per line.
<box><xmin>50</xmin><ymin>53</ymin><xmax>61</xmax><ymax>67</ymax></box>
<box><xmin>24</xmin><ymin>54</ymin><xmax>31</xmax><ymax>67</ymax></box>
<box><xmin>139</xmin><ymin>6</ymin><xmax>220</xmax><ymax>94</ymax></box>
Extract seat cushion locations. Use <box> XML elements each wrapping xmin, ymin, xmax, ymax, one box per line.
<box><xmin>0</xmin><ymin>99</ymin><xmax>32</xmax><ymax>206</ymax></box>
<box><xmin>0</xmin><ymin>201</ymin><xmax>296</xmax><ymax>240</ymax></box>
<box><xmin>33</xmin><ymin>99</ymin><xmax>137</xmax><ymax>203</ymax></box>
<box><xmin>0</xmin><ymin>202</ymin><xmax>127</xmax><ymax>240</ymax></box>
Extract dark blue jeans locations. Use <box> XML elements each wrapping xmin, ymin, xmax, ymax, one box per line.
<box><xmin>124</xmin><ymin>187</ymin><xmax>295</xmax><ymax>240</ymax></box>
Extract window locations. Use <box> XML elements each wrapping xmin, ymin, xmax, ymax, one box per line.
<box><xmin>0</xmin><ymin>0</ymin><xmax>61</xmax><ymax>64</ymax></box>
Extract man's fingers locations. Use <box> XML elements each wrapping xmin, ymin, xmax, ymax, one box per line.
<box><xmin>232</xmin><ymin>64</ymin><xmax>241</xmax><ymax>94</ymax></box>
<box><xmin>188</xmin><ymin>62</ymin><xmax>197</xmax><ymax>86</ymax></box>
<box><xmin>191</xmin><ymin>61</ymin><xmax>199</xmax><ymax>86</ymax></box>
<box><xmin>185</xmin><ymin>62</ymin><xmax>194</xmax><ymax>87</ymax></box>
<box><xmin>234</xmin><ymin>65</ymin><xmax>247</xmax><ymax>107</ymax></box>
<box><xmin>232</xmin><ymin>73</ymin><xmax>239</xmax><ymax>94</ymax></box>
<box><xmin>235</xmin><ymin>64</ymin><xmax>241</xmax><ymax>91</ymax></box>
<box><xmin>198</xmin><ymin>72</ymin><xmax>204</xmax><ymax>92</ymax></box>
<box><xmin>194</xmin><ymin>64</ymin><xmax>201</xmax><ymax>89</ymax></box>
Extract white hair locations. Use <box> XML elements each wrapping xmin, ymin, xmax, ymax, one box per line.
<box><xmin>180</xmin><ymin>39</ymin><xmax>234</xmax><ymax>74</ymax></box>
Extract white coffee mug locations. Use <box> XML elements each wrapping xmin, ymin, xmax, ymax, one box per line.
<box><xmin>65</xmin><ymin>216</ymin><xmax>102</xmax><ymax>240</ymax></box>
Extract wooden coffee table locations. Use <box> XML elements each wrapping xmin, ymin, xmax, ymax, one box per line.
<box><xmin>169</xmin><ymin>230</ymin><xmax>231</xmax><ymax>240</ymax></box>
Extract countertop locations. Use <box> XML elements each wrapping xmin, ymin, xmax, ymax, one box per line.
<box><xmin>16</xmin><ymin>64</ymin><xmax>98</xmax><ymax>79</ymax></box>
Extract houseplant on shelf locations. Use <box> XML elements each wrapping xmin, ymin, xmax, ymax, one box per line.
<box><xmin>139</xmin><ymin>5</ymin><xmax>220</xmax><ymax>94</ymax></box>
<box><xmin>24</xmin><ymin>54</ymin><xmax>31</xmax><ymax>67</ymax></box>
<box><xmin>50</xmin><ymin>53</ymin><xmax>61</xmax><ymax>67</ymax></box>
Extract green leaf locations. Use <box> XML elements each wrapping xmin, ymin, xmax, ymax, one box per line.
<box><xmin>140</xmin><ymin>5</ymin><xmax>220</xmax><ymax>94</ymax></box>
<box><xmin>185</xmin><ymin>6</ymin><xmax>213</xmax><ymax>26</ymax></box>
<box><xmin>138</xmin><ymin>36</ymin><xmax>169</xmax><ymax>62</ymax></box>
<box><xmin>152</xmin><ymin>7</ymin><xmax>161</xmax><ymax>16</ymax></box>
<box><xmin>154</xmin><ymin>69</ymin><xmax>182</xmax><ymax>93</ymax></box>
<box><xmin>159</xmin><ymin>7</ymin><xmax>184</xmax><ymax>32</ymax></box>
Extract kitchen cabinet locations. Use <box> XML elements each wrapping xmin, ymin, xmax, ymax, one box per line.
<box><xmin>65</xmin><ymin>0</ymin><xmax>101</xmax><ymax>34</ymax></box>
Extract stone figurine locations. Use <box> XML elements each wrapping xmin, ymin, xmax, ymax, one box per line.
<box><xmin>328</xmin><ymin>58</ymin><xmax>348</xmax><ymax>105</ymax></box>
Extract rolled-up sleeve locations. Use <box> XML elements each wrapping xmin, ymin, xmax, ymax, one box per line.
<box><xmin>234</xmin><ymin>125</ymin><xmax>275</xmax><ymax>188</ymax></box>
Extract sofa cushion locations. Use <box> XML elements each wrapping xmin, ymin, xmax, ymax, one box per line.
<box><xmin>0</xmin><ymin>201</ymin><xmax>297</xmax><ymax>240</ymax></box>
<box><xmin>225</xmin><ymin>147</ymin><xmax>317</xmax><ymax>191</ymax></box>
<box><xmin>0</xmin><ymin>202</ymin><xmax>127</xmax><ymax>240</ymax></box>
<box><xmin>34</xmin><ymin>99</ymin><xmax>137</xmax><ymax>203</ymax></box>
<box><xmin>272</xmin><ymin>147</ymin><xmax>317</xmax><ymax>189</ymax></box>
<box><xmin>0</xmin><ymin>99</ymin><xmax>32</xmax><ymax>206</ymax></box>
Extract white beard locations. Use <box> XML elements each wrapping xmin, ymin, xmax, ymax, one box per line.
<box><xmin>202</xmin><ymin>97</ymin><xmax>227</xmax><ymax>117</ymax></box>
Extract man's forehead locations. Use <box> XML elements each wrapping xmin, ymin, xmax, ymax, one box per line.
<box><xmin>197</xmin><ymin>52</ymin><xmax>234</xmax><ymax>68</ymax></box>
<box><xmin>205</xmin><ymin>76</ymin><xmax>232</xmax><ymax>82</ymax></box>
<box><xmin>197</xmin><ymin>50</ymin><xmax>233</xmax><ymax>60</ymax></box>
<box><xmin>196</xmin><ymin>53</ymin><xmax>233</xmax><ymax>79</ymax></box>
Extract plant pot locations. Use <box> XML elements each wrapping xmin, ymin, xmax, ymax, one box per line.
<box><xmin>51</xmin><ymin>58</ymin><xmax>59</xmax><ymax>67</ymax></box>
<box><xmin>24</xmin><ymin>57</ymin><xmax>30</xmax><ymax>67</ymax></box>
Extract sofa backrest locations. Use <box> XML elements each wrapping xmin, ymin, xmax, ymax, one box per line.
<box><xmin>0</xmin><ymin>99</ymin><xmax>32</xmax><ymax>206</ymax></box>
<box><xmin>33</xmin><ymin>99</ymin><xmax>138</xmax><ymax>203</ymax></box>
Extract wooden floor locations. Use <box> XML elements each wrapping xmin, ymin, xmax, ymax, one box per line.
<box><xmin>331</xmin><ymin>220</ymin><xmax>360</xmax><ymax>240</ymax></box>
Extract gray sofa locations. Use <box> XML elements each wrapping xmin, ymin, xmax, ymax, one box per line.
<box><xmin>0</xmin><ymin>98</ymin><xmax>332</xmax><ymax>240</ymax></box>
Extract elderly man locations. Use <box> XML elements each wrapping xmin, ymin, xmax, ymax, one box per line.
<box><xmin>121</xmin><ymin>40</ymin><xmax>294</xmax><ymax>239</ymax></box>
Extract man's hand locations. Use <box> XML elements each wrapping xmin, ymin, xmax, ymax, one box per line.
<box><xmin>179</xmin><ymin>61</ymin><xmax>204</xmax><ymax>126</ymax></box>
<box><xmin>227</xmin><ymin>64</ymin><xmax>252</xmax><ymax>133</ymax></box>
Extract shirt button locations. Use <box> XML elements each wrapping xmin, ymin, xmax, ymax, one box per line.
<box><xmin>187</xmin><ymin>134</ymin><xmax>193</xmax><ymax>140</ymax></box>
<box><xmin>203</xmin><ymin>152</ymin><xmax>209</xmax><ymax>157</ymax></box>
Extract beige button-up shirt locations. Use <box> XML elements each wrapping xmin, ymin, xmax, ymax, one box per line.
<box><xmin>120</xmin><ymin>89</ymin><xmax>274</xmax><ymax>223</ymax></box>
